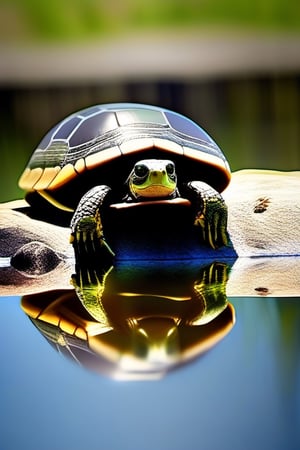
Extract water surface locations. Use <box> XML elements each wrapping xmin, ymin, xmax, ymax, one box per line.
<box><xmin>0</xmin><ymin>294</ymin><xmax>299</xmax><ymax>450</ymax></box>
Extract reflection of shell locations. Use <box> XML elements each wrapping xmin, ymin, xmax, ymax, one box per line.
<box><xmin>21</xmin><ymin>291</ymin><xmax>235</xmax><ymax>381</ymax></box>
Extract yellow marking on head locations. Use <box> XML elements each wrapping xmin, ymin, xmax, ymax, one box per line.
<box><xmin>131</xmin><ymin>182</ymin><xmax>175</xmax><ymax>198</ymax></box>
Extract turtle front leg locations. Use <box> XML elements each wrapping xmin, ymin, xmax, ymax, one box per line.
<box><xmin>70</xmin><ymin>185</ymin><xmax>115</xmax><ymax>263</ymax></box>
<box><xmin>185</xmin><ymin>181</ymin><xmax>229</xmax><ymax>249</ymax></box>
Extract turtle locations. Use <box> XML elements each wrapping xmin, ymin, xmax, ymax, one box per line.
<box><xmin>18</xmin><ymin>103</ymin><xmax>231</xmax><ymax>256</ymax></box>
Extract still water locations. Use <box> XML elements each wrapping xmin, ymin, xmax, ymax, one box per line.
<box><xmin>0</xmin><ymin>291</ymin><xmax>299</xmax><ymax>450</ymax></box>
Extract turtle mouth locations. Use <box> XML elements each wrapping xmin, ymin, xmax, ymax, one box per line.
<box><xmin>133</xmin><ymin>183</ymin><xmax>176</xmax><ymax>198</ymax></box>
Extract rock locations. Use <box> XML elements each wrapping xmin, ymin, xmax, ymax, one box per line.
<box><xmin>0</xmin><ymin>170</ymin><xmax>299</xmax><ymax>297</ymax></box>
<box><xmin>224</xmin><ymin>169</ymin><xmax>300</xmax><ymax>257</ymax></box>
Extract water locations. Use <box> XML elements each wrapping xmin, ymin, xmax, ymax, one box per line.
<box><xmin>0</xmin><ymin>294</ymin><xmax>299</xmax><ymax>450</ymax></box>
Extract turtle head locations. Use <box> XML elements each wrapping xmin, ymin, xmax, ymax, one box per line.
<box><xmin>127</xmin><ymin>159</ymin><xmax>178</xmax><ymax>200</ymax></box>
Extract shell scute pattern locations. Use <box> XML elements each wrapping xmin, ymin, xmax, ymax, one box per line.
<box><xmin>19</xmin><ymin>103</ymin><xmax>230</xmax><ymax>200</ymax></box>
<box><xmin>69</xmin><ymin>111</ymin><xmax>119</xmax><ymax>147</ymax></box>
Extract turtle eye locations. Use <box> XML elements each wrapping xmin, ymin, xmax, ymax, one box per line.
<box><xmin>166</xmin><ymin>163</ymin><xmax>175</xmax><ymax>175</ymax></box>
<box><xmin>134</xmin><ymin>164</ymin><xmax>149</xmax><ymax>178</ymax></box>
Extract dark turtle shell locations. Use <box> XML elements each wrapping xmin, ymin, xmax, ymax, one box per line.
<box><xmin>19</xmin><ymin>103</ymin><xmax>230</xmax><ymax>210</ymax></box>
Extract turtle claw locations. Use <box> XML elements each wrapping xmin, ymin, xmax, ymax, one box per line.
<box><xmin>70</xmin><ymin>214</ymin><xmax>114</xmax><ymax>261</ymax></box>
<box><xmin>195</xmin><ymin>207</ymin><xmax>228</xmax><ymax>250</ymax></box>
<box><xmin>70</xmin><ymin>187</ymin><xmax>114</xmax><ymax>323</ymax></box>
<box><xmin>70</xmin><ymin>185</ymin><xmax>115</xmax><ymax>263</ymax></box>
<box><xmin>186</xmin><ymin>181</ymin><xmax>229</xmax><ymax>249</ymax></box>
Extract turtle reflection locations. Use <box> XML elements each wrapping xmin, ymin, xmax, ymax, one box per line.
<box><xmin>21</xmin><ymin>260</ymin><xmax>235</xmax><ymax>380</ymax></box>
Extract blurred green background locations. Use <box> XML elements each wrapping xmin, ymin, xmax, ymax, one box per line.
<box><xmin>0</xmin><ymin>0</ymin><xmax>300</xmax><ymax>201</ymax></box>
<box><xmin>1</xmin><ymin>0</ymin><xmax>300</xmax><ymax>42</ymax></box>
